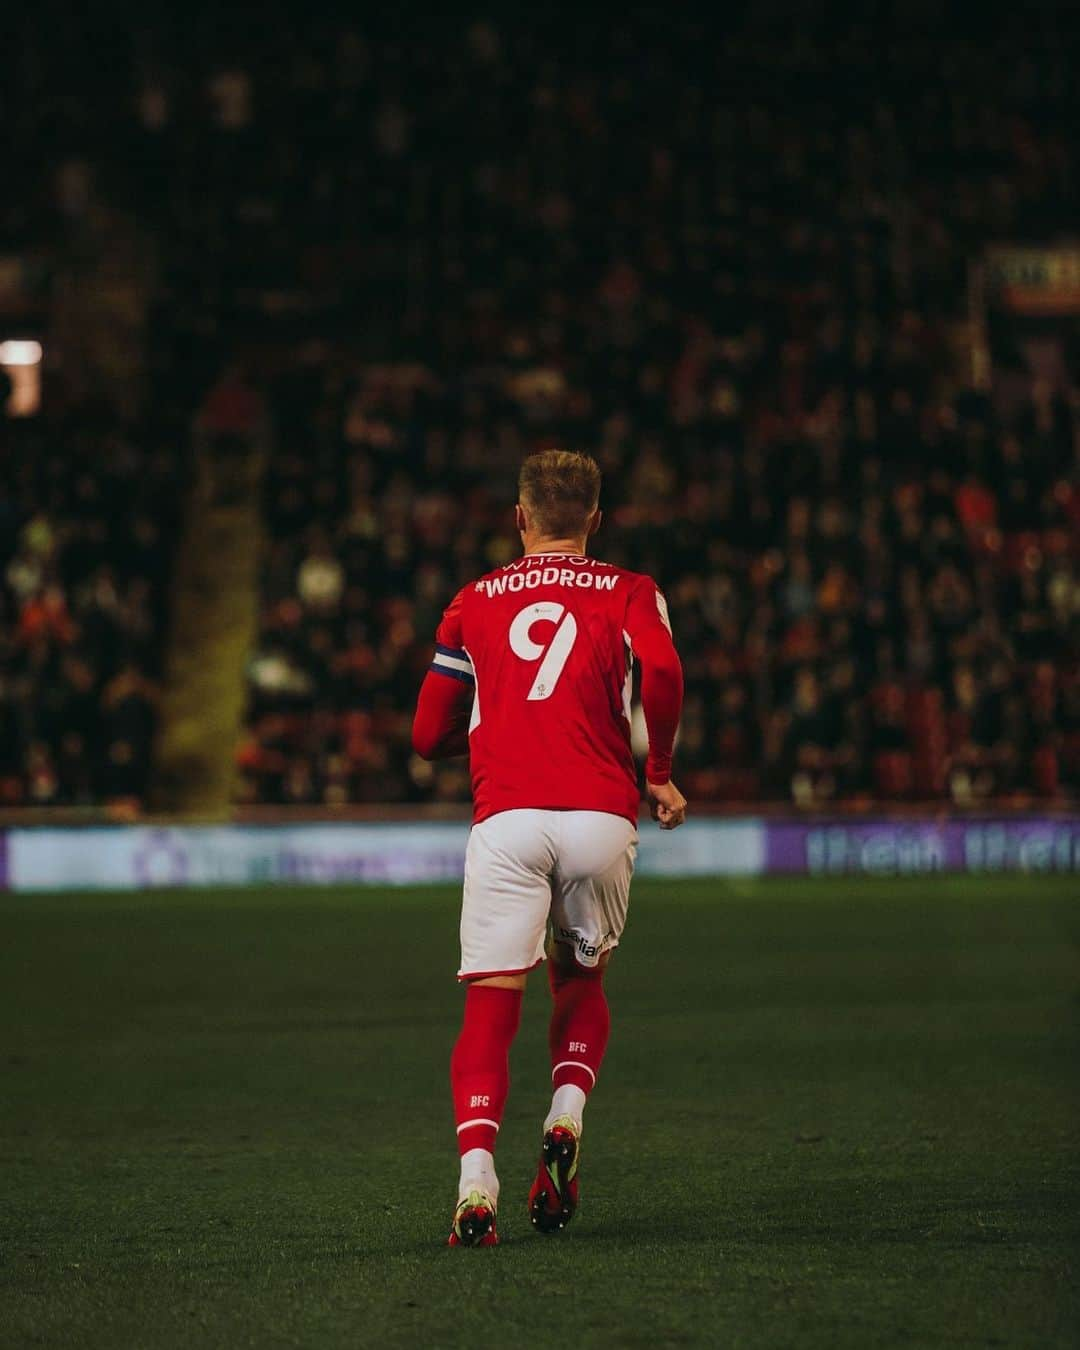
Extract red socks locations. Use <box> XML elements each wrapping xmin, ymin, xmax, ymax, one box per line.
<box><xmin>450</xmin><ymin>966</ymin><xmax>609</xmax><ymax>1159</ymax></box>
<box><xmin>450</xmin><ymin>985</ymin><xmax>523</xmax><ymax>1155</ymax></box>
<box><xmin>548</xmin><ymin>959</ymin><xmax>610</xmax><ymax>1096</ymax></box>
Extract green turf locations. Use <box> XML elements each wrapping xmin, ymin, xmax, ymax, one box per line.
<box><xmin>1</xmin><ymin>877</ymin><xmax>1077</xmax><ymax>1349</ymax></box>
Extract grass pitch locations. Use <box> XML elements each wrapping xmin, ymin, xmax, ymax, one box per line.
<box><xmin>1</xmin><ymin>876</ymin><xmax>1077</xmax><ymax>1349</ymax></box>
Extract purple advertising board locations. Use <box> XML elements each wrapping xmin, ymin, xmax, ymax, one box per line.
<box><xmin>764</xmin><ymin>816</ymin><xmax>1080</xmax><ymax>876</ymax></box>
<box><xmin>2</xmin><ymin>816</ymin><xmax>1078</xmax><ymax>890</ymax></box>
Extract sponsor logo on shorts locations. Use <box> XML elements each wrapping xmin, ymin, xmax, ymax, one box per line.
<box><xmin>557</xmin><ymin>926</ymin><xmax>615</xmax><ymax>960</ymax></box>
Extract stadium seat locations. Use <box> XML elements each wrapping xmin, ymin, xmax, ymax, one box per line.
<box><xmin>873</xmin><ymin>751</ymin><xmax>914</xmax><ymax>799</ymax></box>
<box><xmin>1031</xmin><ymin>746</ymin><xmax>1059</xmax><ymax>797</ymax></box>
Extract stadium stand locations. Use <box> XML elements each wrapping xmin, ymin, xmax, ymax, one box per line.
<box><xmin>2</xmin><ymin>12</ymin><xmax>1078</xmax><ymax>809</ymax></box>
<box><xmin>0</xmin><ymin>405</ymin><xmax>184</xmax><ymax>807</ymax></box>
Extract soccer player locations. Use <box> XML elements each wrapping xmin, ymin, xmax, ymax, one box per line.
<box><xmin>412</xmin><ymin>449</ymin><xmax>686</xmax><ymax>1247</ymax></box>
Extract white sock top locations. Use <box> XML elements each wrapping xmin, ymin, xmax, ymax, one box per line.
<box><xmin>544</xmin><ymin>1083</ymin><xmax>587</xmax><ymax>1135</ymax></box>
<box><xmin>458</xmin><ymin>1147</ymin><xmax>499</xmax><ymax>1204</ymax></box>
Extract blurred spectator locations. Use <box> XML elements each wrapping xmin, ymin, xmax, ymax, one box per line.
<box><xmin>0</xmin><ymin>408</ymin><xmax>182</xmax><ymax>808</ymax></box>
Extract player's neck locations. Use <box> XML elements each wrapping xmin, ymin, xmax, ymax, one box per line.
<box><xmin>524</xmin><ymin>538</ymin><xmax>588</xmax><ymax>558</ymax></box>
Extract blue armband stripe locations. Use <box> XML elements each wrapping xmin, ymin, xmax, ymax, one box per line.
<box><xmin>430</xmin><ymin>662</ymin><xmax>475</xmax><ymax>685</ymax></box>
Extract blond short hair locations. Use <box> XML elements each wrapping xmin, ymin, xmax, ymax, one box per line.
<box><xmin>518</xmin><ymin>450</ymin><xmax>601</xmax><ymax>538</ymax></box>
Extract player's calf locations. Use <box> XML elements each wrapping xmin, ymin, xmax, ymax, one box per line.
<box><xmin>448</xmin><ymin>983</ymin><xmax>521</xmax><ymax>1244</ymax></box>
<box><xmin>545</xmin><ymin>953</ymin><xmax>610</xmax><ymax>1135</ymax></box>
<box><xmin>527</xmin><ymin>954</ymin><xmax>610</xmax><ymax>1233</ymax></box>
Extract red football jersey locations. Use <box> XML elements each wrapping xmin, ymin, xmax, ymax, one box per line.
<box><xmin>427</xmin><ymin>552</ymin><xmax>680</xmax><ymax>825</ymax></box>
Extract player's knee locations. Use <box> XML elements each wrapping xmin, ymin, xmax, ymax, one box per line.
<box><xmin>466</xmin><ymin>973</ymin><xmax>528</xmax><ymax>991</ymax></box>
<box><xmin>549</xmin><ymin>944</ymin><xmax>609</xmax><ymax>986</ymax></box>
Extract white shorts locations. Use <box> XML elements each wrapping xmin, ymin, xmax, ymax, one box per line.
<box><xmin>459</xmin><ymin>809</ymin><xmax>638</xmax><ymax>980</ymax></box>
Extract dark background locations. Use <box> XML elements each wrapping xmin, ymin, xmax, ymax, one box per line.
<box><xmin>1</xmin><ymin>5</ymin><xmax>1077</xmax><ymax>811</ymax></box>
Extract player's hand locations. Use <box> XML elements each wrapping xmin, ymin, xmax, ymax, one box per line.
<box><xmin>647</xmin><ymin>779</ymin><xmax>687</xmax><ymax>830</ymax></box>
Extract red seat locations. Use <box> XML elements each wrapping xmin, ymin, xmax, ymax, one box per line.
<box><xmin>1031</xmin><ymin>746</ymin><xmax>1059</xmax><ymax>797</ymax></box>
<box><xmin>912</xmin><ymin>749</ymin><xmax>946</xmax><ymax>797</ymax></box>
<box><xmin>906</xmin><ymin>686</ymin><xmax>943</xmax><ymax>721</ymax></box>
<box><xmin>873</xmin><ymin>751</ymin><xmax>913</xmax><ymax>799</ymax></box>
<box><xmin>1003</xmin><ymin>531</ymin><xmax>1042</xmax><ymax>574</ymax></box>
<box><xmin>946</xmin><ymin>710</ymin><xmax>971</xmax><ymax>752</ymax></box>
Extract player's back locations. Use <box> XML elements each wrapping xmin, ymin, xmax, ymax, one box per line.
<box><xmin>443</xmin><ymin>553</ymin><xmax>660</xmax><ymax>825</ymax></box>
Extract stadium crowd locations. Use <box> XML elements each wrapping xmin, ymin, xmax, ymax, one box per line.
<box><xmin>0</xmin><ymin>404</ymin><xmax>183</xmax><ymax>807</ymax></box>
<box><xmin>3</xmin><ymin>11</ymin><xmax>1078</xmax><ymax>808</ymax></box>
